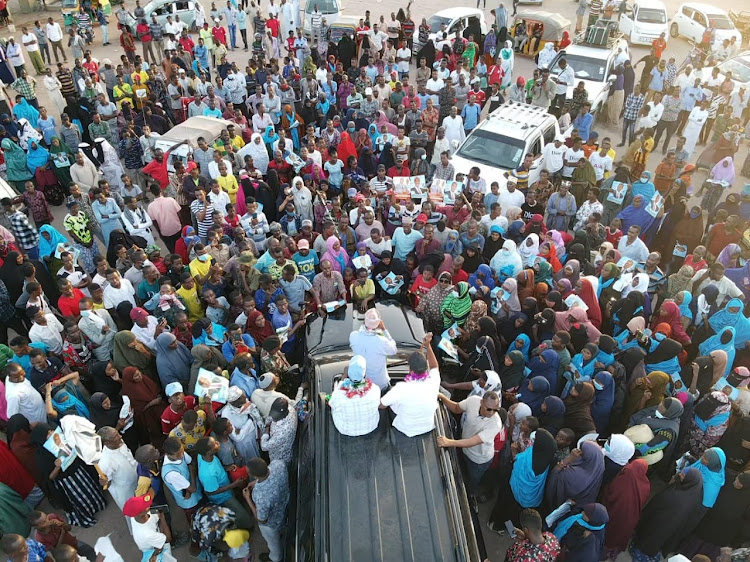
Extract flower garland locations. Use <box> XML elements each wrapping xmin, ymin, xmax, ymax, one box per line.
<box><xmin>404</xmin><ymin>371</ymin><xmax>430</xmax><ymax>382</ymax></box>
<box><xmin>339</xmin><ymin>378</ymin><xmax>373</xmax><ymax>398</ymax></box>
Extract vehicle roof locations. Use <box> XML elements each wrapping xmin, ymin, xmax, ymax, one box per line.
<box><xmin>159</xmin><ymin>116</ymin><xmax>233</xmax><ymax>144</ymax></box>
<box><xmin>515</xmin><ymin>10</ymin><xmax>572</xmax><ymax>32</ymax></box>
<box><xmin>431</xmin><ymin>7</ymin><xmax>485</xmax><ymax>20</ymax></box>
<box><xmin>306</xmin><ymin>301</ymin><xmax>424</xmax><ymax>357</ymax></box>
<box><xmin>474</xmin><ymin>102</ymin><xmax>557</xmax><ymax>140</ymax></box>
<box><xmin>680</xmin><ymin>3</ymin><xmax>731</xmax><ymax>15</ymax></box>
<box><xmin>561</xmin><ymin>41</ymin><xmax>623</xmax><ymax>58</ymax></box>
<box><xmin>635</xmin><ymin>0</ymin><xmax>666</xmax><ymax>8</ymax></box>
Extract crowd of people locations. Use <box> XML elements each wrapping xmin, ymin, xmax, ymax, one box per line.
<box><xmin>0</xmin><ymin>0</ymin><xmax>747</xmax><ymax>561</ymax></box>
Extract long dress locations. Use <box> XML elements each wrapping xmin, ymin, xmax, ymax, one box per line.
<box><xmin>442</xmin><ymin>115</ymin><xmax>465</xmax><ymax>152</ymax></box>
<box><xmin>683</xmin><ymin>107</ymin><xmax>708</xmax><ymax>157</ymax></box>
<box><xmin>0</xmin><ymin>45</ymin><xmax>14</xmax><ymax>85</ymax></box>
<box><xmin>43</xmin><ymin>75</ymin><xmax>66</xmax><ymax>116</ymax></box>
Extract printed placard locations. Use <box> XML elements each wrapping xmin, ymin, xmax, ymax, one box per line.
<box><xmin>44</xmin><ymin>427</ymin><xmax>77</xmax><ymax>471</ymax></box>
<box><xmin>606</xmin><ymin>181</ymin><xmax>627</xmax><ymax>205</ymax></box>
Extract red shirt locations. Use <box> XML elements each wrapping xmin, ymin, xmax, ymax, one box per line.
<box><xmin>683</xmin><ymin>254</ymin><xmax>707</xmax><ymax>273</ymax></box>
<box><xmin>487</xmin><ymin>65</ymin><xmax>504</xmax><ymax>86</ymax></box>
<box><xmin>469</xmin><ymin>89</ymin><xmax>485</xmax><ymax>106</ymax></box>
<box><xmin>0</xmin><ymin>441</ymin><xmax>35</xmax><ymax>498</ymax></box>
<box><xmin>58</xmin><ymin>288</ymin><xmax>86</xmax><ymax>318</ymax></box>
<box><xmin>403</xmin><ymin>93</ymin><xmax>420</xmax><ymax>109</ymax></box>
<box><xmin>409</xmin><ymin>274</ymin><xmax>437</xmax><ymax>306</ymax></box>
<box><xmin>160</xmin><ymin>395</ymin><xmax>197</xmax><ymax>434</ymax></box>
<box><xmin>652</xmin><ymin>37</ymin><xmax>667</xmax><ymax>58</ymax></box>
<box><xmin>436</xmin><ymin>204</ymin><xmax>470</xmax><ymax>225</ymax></box>
<box><xmin>212</xmin><ymin>26</ymin><xmax>227</xmax><ymax>46</ymax></box>
<box><xmin>34</xmin><ymin>513</ymin><xmax>79</xmax><ymax>550</ymax></box>
<box><xmin>452</xmin><ymin>268</ymin><xmax>469</xmax><ymax>285</ymax></box>
<box><xmin>605</xmin><ymin>227</ymin><xmax>622</xmax><ymax>246</ymax></box>
<box><xmin>180</xmin><ymin>36</ymin><xmax>195</xmax><ymax>52</ymax></box>
<box><xmin>143</xmin><ymin>157</ymin><xmax>170</xmax><ymax>188</ymax></box>
<box><xmin>266</xmin><ymin>18</ymin><xmax>280</xmax><ymax>37</ymax></box>
<box><xmin>387</xmin><ymin>164</ymin><xmax>410</xmax><ymax>177</ymax></box>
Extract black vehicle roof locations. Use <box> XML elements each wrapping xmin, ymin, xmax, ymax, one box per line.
<box><xmin>305</xmin><ymin>301</ymin><xmax>425</xmax><ymax>357</ymax></box>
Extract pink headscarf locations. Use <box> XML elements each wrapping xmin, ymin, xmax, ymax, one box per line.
<box><xmin>321</xmin><ymin>236</ymin><xmax>351</xmax><ymax>274</ymax></box>
<box><xmin>710</xmin><ymin>156</ymin><xmax>735</xmax><ymax>184</ymax></box>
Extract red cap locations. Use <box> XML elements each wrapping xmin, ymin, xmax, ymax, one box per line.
<box><xmin>416</xmin><ymin>213</ymin><xmax>428</xmax><ymax>223</ymax></box>
<box><xmin>129</xmin><ymin>307</ymin><xmax>149</xmax><ymax>322</ymax></box>
<box><xmin>354</xmin><ymin>193</ymin><xmax>365</xmax><ymax>202</ymax></box>
<box><xmin>185</xmin><ymin>160</ymin><xmax>198</xmax><ymax>172</ymax></box>
<box><xmin>123</xmin><ymin>494</ymin><xmax>153</xmax><ymax>517</ymax></box>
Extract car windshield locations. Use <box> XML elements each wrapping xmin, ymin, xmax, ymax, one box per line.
<box><xmin>306</xmin><ymin>0</ymin><xmax>338</xmax><ymax>14</ymax></box>
<box><xmin>637</xmin><ymin>8</ymin><xmax>666</xmax><ymax>23</ymax></box>
<box><xmin>719</xmin><ymin>57</ymin><xmax>750</xmax><ymax>83</ymax></box>
<box><xmin>455</xmin><ymin>129</ymin><xmax>525</xmax><ymax>170</ymax></box>
<box><xmin>709</xmin><ymin>16</ymin><xmax>734</xmax><ymax>30</ymax></box>
<box><xmin>552</xmin><ymin>54</ymin><xmax>606</xmax><ymax>81</ymax></box>
<box><xmin>426</xmin><ymin>15</ymin><xmax>451</xmax><ymax>32</ymax></box>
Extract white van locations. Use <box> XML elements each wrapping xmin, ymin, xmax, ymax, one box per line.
<box><xmin>618</xmin><ymin>0</ymin><xmax>669</xmax><ymax>46</ymax></box>
<box><xmin>302</xmin><ymin>0</ymin><xmax>341</xmax><ymax>38</ymax></box>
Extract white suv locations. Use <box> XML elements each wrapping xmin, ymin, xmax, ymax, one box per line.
<box><xmin>450</xmin><ymin>102</ymin><xmax>560</xmax><ymax>192</ymax></box>
<box><xmin>670</xmin><ymin>3</ymin><xmax>742</xmax><ymax>45</ymax></box>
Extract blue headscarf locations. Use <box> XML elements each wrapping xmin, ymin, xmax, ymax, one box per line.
<box><xmin>38</xmin><ymin>224</ymin><xmax>68</xmax><ymax>258</ymax></box>
<box><xmin>51</xmin><ymin>386</ymin><xmax>90</xmax><ymax>418</ymax></box>
<box><xmin>630</xmin><ymin>171</ymin><xmax>656</xmax><ymax>200</ymax></box>
<box><xmin>368</xmin><ymin>123</ymin><xmax>381</xmax><ymax>148</ymax></box>
<box><xmin>514</xmin><ymin>333</ymin><xmax>531</xmax><ymax>361</ymax></box>
<box><xmin>616</xmin><ymin>194</ymin><xmax>656</xmax><ymax>233</ymax></box>
<box><xmin>709</xmin><ymin>298</ymin><xmax>750</xmax><ymax>349</ymax></box>
<box><xmin>528</xmin><ymin>348</ymin><xmax>560</xmax><ymax>391</ymax></box>
<box><xmin>510</xmin><ymin>429</ymin><xmax>556</xmax><ymax>507</ymax></box>
<box><xmin>591</xmin><ymin>371</ymin><xmax>615</xmax><ymax>433</ymax></box>
<box><xmin>468</xmin><ymin>264</ymin><xmax>496</xmax><ymax>292</ymax></box>
<box><xmin>699</xmin><ymin>326</ymin><xmax>736</xmax><ymax>378</ymax></box>
<box><xmin>192</xmin><ymin>322</ymin><xmax>227</xmax><ymax>347</ymax></box>
<box><xmin>686</xmin><ymin>447</ymin><xmax>726</xmax><ymax>507</ymax></box>
<box><xmin>678</xmin><ymin>291</ymin><xmax>693</xmax><ymax>320</ymax></box>
<box><xmin>12</xmin><ymin>98</ymin><xmax>40</xmax><ymax>124</ymax></box>
<box><xmin>553</xmin><ymin>503</ymin><xmax>609</xmax><ymax>540</ymax></box>
<box><xmin>26</xmin><ymin>139</ymin><xmax>50</xmax><ymax>174</ymax></box>
<box><xmin>518</xmin><ymin>376</ymin><xmax>550</xmax><ymax>416</ymax></box>
<box><xmin>262</xmin><ymin>125</ymin><xmax>279</xmax><ymax>150</ymax></box>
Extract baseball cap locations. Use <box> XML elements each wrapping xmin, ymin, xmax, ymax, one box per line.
<box><xmin>129</xmin><ymin>307</ymin><xmax>149</xmax><ymax>322</ymax></box>
<box><xmin>259</xmin><ymin>373</ymin><xmax>275</xmax><ymax>389</ymax></box>
<box><xmin>297</xmin><ymin>239</ymin><xmax>310</xmax><ymax>250</ymax></box>
<box><xmin>123</xmin><ymin>494</ymin><xmax>153</xmax><ymax>517</ymax></box>
<box><xmin>364</xmin><ymin>308</ymin><xmax>381</xmax><ymax>330</ymax></box>
<box><xmin>301</xmin><ymin>219</ymin><xmax>313</xmax><ymax>228</ymax></box>
<box><xmin>416</xmin><ymin>213</ymin><xmax>428</xmax><ymax>223</ymax></box>
<box><xmin>354</xmin><ymin>193</ymin><xmax>365</xmax><ymax>202</ymax></box>
<box><xmin>347</xmin><ymin>187</ymin><xmax>357</xmax><ymax>198</ymax></box>
<box><xmin>165</xmin><ymin>382</ymin><xmax>183</xmax><ymax>397</ymax></box>
<box><xmin>348</xmin><ymin>355</ymin><xmax>367</xmax><ymax>382</ymax></box>
<box><xmin>555</xmin><ymin>134</ymin><xmax>566</xmax><ymax>142</ymax></box>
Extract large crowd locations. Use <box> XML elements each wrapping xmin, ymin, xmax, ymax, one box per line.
<box><xmin>0</xmin><ymin>0</ymin><xmax>748</xmax><ymax>560</ymax></box>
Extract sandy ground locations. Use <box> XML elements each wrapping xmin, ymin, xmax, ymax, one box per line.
<box><xmin>2</xmin><ymin>0</ymin><xmax>747</xmax><ymax>558</ymax></box>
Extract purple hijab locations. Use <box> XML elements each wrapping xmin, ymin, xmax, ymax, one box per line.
<box><xmin>545</xmin><ymin>440</ymin><xmax>605</xmax><ymax>507</ymax></box>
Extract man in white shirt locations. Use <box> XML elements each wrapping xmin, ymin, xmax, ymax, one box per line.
<box><xmin>45</xmin><ymin>17</ymin><xmax>67</xmax><ymax>63</ymax></box>
<box><xmin>207</xmin><ymin>179</ymin><xmax>231</xmax><ymax>213</ymax></box>
<box><xmin>691</xmin><ymin>263</ymin><xmax>744</xmax><ymax>306</ymax></box>
<box><xmin>360</xmin><ymin>24</ymin><xmax>388</xmax><ymax>54</ymax></box>
<box><xmin>496</xmin><ymin>178</ymin><xmax>525</xmax><ymax>210</ymax></box>
<box><xmin>618</xmin><ymin>224</ymin><xmax>650</xmax><ymax>262</ymax></box>
<box><xmin>541</xmin><ymin>135</ymin><xmax>567</xmax><ymax>177</ymax></box>
<box><xmin>480</xmin><ymin>202</ymin><xmax>509</xmax><ymax>232</ymax></box>
<box><xmin>396</xmin><ymin>44</ymin><xmax>411</xmax><ymax>79</ymax></box>
<box><xmin>97</xmin><ymin>427</ymin><xmax>139</xmax><ymax>513</ymax></box>
<box><xmin>553</xmin><ymin>58</ymin><xmax>575</xmax><ymax>113</ymax></box>
<box><xmin>562</xmin><ymin>137</ymin><xmax>585</xmax><ymax>179</ymax></box>
<box><xmin>588</xmin><ymin>144</ymin><xmax>613</xmax><ymax>182</ymax></box>
<box><xmin>437</xmin><ymin>391</ymin><xmax>504</xmax><ymax>495</ymax></box>
<box><xmin>121</xmin><ymin>197</ymin><xmax>155</xmax><ymax>245</ymax></box>
<box><xmin>21</xmin><ymin>26</ymin><xmax>45</xmax><ymax>75</ymax></box>
<box><xmin>104</xmin><ymin>269</ymin><xmax>137</xmax><ymax>312</ymax></box>
<box><xmin>130</xmin><ymin>307</ymin><xmax>165</xmax><ymax>350</ymax></box>
<box><xmin>78</xmin><ymin>297</ymin><xmax>117</xmax><ymax>361</ymax></box>
<box><xmin>123</xmin><ymin>494</ymin><xmax>172</xmax><ymax>559</ymax></box>
<box><xmin>27</xmin><ymin>306</ymin><xmax>64</xmax><ymax>354</ymax></box>
<box><xmin>380</xmin><ymin>333</ymin><xmax>440</xmax><ymax>437</ymax></box>
<box><xmin>5</xmin><ymin>362</ymin><xmax>47</xmax><ymax>424</ymax></box>
<box><xmin>349</xmin><ymin>308</ymin><xmax>398</xmax><ymax>391</ymax></box>
<box><xmin>328</xmin><ymin>355</ymin><xmax>382</xmax><ymax>436</ymax></box>
<box><xmin>425</xmin><ymin>70</ymin><xmax>444</xmax><ymax>105</ymax></box>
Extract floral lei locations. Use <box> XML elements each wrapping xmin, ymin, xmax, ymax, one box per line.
<box><xmin>405</xmin><ymin>371</ymin><xmax>430</xmax><ymax>382</ymax></box>
<box><xmin>339</xmin><ymin>378</ymin><xmax>373</xmax><ymax>398</ymax></box>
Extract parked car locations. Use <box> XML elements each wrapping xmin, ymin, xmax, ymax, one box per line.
<box><xmin>450</xmin><ymin>102</ymin><xmax>560</xmax><ymax>193</ymax></box>
<box><xmin>711</xmin><ymin>50</ymin><xmax>750</xmax><ymax>91</ymax></box>
<box><xmin>142</xmin><ymin>0</ymin><xmax>196</xmax><ymax>31</ymax></box>
<box><xmin>618</xmin><ymin>0</ymin><xmax>669</xmax><ymax>45</ymax></box>
<box><xmin>413</xmin><ymin>8</ymin><xmax>489</xmax><ymax>53</ymax></box>
<box><xmin>154</xmin><ymin>116</ymin><xmax>234</xmax><ymax>171</ymax></box>
<box><xmin>302</xmin><ymin>0</ymin><xmax>359</xmax><ymax>38</ymax></box>
<box><xmin>287</xmin><ymin>302</ymin><xmax>485</xmax><ymax>562</ymax></box>
<box><xmin>670</xmin><ymin>3</ymin><xmax>742</xmax><ymax>45</ymax></box>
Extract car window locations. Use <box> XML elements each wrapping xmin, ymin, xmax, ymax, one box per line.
<box><xmin>175</xmin><ymin>0</ymin><xmax>190</xmax><ymax>11</ymax></box>
<box><xmin>637</xmin><ymin>8</ymin><xmax>666</xmax><ymax>23</ymax></box>
<box><xmin>426</xmin><ymin>15</ymin><xmax>451</xmax><ymax>32</ymax></box>
<box><xmin>455</xmin><ymin>129</ymin><xmax>526</xmax><ymax>169</ymax></box>
<box><xmin>693</xmin><ymin>11</ymin><xmax>707</xmax><ymax>27</ymax></box>
<box><xmin>709</xmin><ymin>16</ymin><xmax>734</xmax><ymax>30</ymax></box>
<box><xmin>719</xmin><ymin>57</ymin><xmax>750</xmax><ymax>83</ymax></box>
<box><xmin>529</xmin><ymin>135</ymin><xmax>542</xmax><ymax>157</ymax></box>
<box><xmin>153</xmin><ymin>5</ymin><xmax>169</xmax><ymax>16</ymax></box>
<box><xmin>551</xmin><ymin>54</ymin><xmax>607</xmax><ymax>81</ymax></box>
<box><xmin>305</xmin><ymin>0</ymin><xmax>337</xmax><ymax>15</ymax></box>
<box><xmin>681</xmin><ymin>6</ymin><xmax>692</xmax><ymax>17</ymax></box>
<box><xmin>543</xmin><ymin>124</ymin><xmax>556</xmax><ymax>146</ymax></box>
<box><xmin>449</xmin><ymin>18</ymin><xmax>464</xmax><ymax>33</ymax></box>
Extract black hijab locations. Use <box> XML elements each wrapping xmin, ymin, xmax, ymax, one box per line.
<box><xmin>88</xmin><ymin>361</ymin><xmax>122</xmax><ymax>398</ymax></box>
<box><xmin>532</xmin><ymin>428</ymin><xmax>558</xmax><ymax>475</ymax></box>
<box><xmin>29</xmin><ymin>422</ymin><xmax>58</xmax><ymax>477</ymax></box>
<box><xmin>5</xmin><ymin>413</ymin><xmax>31</xmax><ymax>450</ymax></box>
<box><xmin>460</xmin><ymin>245</ymin><xmax>484</xmax><ymax>274</ymax></box>
<box><xmin>497</xmin><ymin>313</ymin><xmax>529</xmax><ymax>346</ymax></box>
<box><xmin>645</xmin><ymin>337</ymin><xmax>682</xmax><ymax>365</ymax></box>
<box><xmin>498</xmin><ymin>350</ymin><xmax>526</xmax><ymax>389</ymax></box>
<box><xmin>0</xmin><ymin>251</ymin><xmax>26</xmax><ymax>300</ymax></box>
<box><xmin>539</xmin><ymin>395</ymin><xmax>566</xmax><ymax>435</ymax></box>
<box><xmin>88</xmin><ymin>392</ymin><xmax>122</xmax><ymax>429</ymax></box>
<box><xmin>106</xmin><ymin>229</ymin><xmax>145</xmax><ymax>265</ymax></box>
<box><xmin>611</xmin><ymin>291</ymin><xmax>645</xmax><ymax>328</ymax></box>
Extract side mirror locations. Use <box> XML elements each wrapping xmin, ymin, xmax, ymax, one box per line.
<box><xmin>607</xmin><ymin>74</ymin><xmax>617</xmax><ymax>82</ymax></box>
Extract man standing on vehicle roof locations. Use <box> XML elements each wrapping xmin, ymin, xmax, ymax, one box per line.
<box><xmin>551</xmin><ymin>58</ymin><xmax>575</xmax><ymax>116</ymax></box>
<box><xmin>328</xmin><ymin>355</ymin><xmax>382</xmax><ymax>437</ymax></box>
<box><xmin>349</xmin><ymin>308</ymin><xmax>398</xmax><ymax>392</ymax></box>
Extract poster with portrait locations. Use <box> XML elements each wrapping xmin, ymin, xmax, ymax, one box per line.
<box><xmin>645</xmin><ymin>193</ymin><xmax>664</xmax><ymax>218</ymax></box>
<box><xmin>409</xmin><ymin>175</ymin><xmax>427</xmax><ymax>202</ymax></box>
<box><xmin>441</xmin><ymin>179</ymin><xmax>466</xmax><ymax>205</ymax></box>
<box><xmin>392</xmin><ymin>176</ymin><xmax>412</xmax><ymax>201</ymax></box>
<box><xmin>606</xmin><ymin>181</ymin><xmax>627</xmax><ymax>205</ymax></box>
<box><xmin>194</xmin><ymin>368</ymin><xmax>229</xmax><ymax>404</ymax></box>
<box><xmin>429</xmin><ymin>178</ymin><xmax>446</xmax><ymax>204</ymax></box>
<box><xmin>44</xmin><ymin>427</ymin><xmax>78</xmax><ymax>471</ymax></box>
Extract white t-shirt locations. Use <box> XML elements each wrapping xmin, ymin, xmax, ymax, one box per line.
<box><xmin>22</xmin><ymin>32</ymin><xmax>39</xmax><ymax>52</ymax></box>
<box><xmin>691</xmin><ymin>271</ymin><xmax>743</xmax><ymax>305</ymax></box>
<box><xmin>380</xmin><ymin>368</ymin><xmax>441</xmax><ymax>437</ymax></box>
<box><xmin>459</xmin><ymin>395</ymin><xmax>504</xmax><ymax>464</ymax></box>
<box><xmin>556</xmin><ymin>65</ymin><xmax>575</xmax><ymax>95</ymax></box>
<box><xmin>542</xmin><ymin>142</ymin><xmax>566</xmax><ymax>174</ymax></box>
<box><xmin>588</xmin><ymin>152</ymin><xmax>613</xmax><ymax>181</ymax></box>
<box><xmin>103</xmin><ymin>279</ymin><xmax>137</xmax><ymax>309</ymax></box>
<box><xmin>562</xmin><ymin>147</ymin><xmax>584</xmax><ymax>177</ymax></box>
<box><xmin>396</xmin><ymin>47</ymin><xmax>411</xmax><ymax>73</ymax></box>
<box><xmin>132</xmin><ymin>513</ymin><xmax>168</xmax><ymax>553</ymax></box>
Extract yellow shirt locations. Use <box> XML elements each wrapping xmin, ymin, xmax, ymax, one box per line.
<box><xmin>131</xmin><ymin>70</ymin><xmax>149</xmax><ymax>85</ymax></box>
<box><xmin>199</xmin><ymin>28</ymin><xmax>214</xmax><ymax>50</ymax></box>
<box><xmin>351</xmin><ymin>279</ymin><xmax>375</xmax><ymax>301</ymax></box>
<box><xmin>230</xmin><ymin>136</ymin><xmax>245</xmax><ymax>150</ymax></box>
<box><xmin>176</xmin><ymin>284</ymin><xmax>205</xmax><ymax>322</ymax></box>
<box><xmin>188</xmin><ymin>257</ymin><xmax>211</xmax><ymax>286</ymax></box>
<box><xmin>217</xmin><ymin>174</ymin><xmax>239</xmax><ymax>204</ymax></box>
<box><xmin>92</xmin><ymin>301</ymin><xmax>106</xmax><ymax>310</ymax></box>
<box><xmin>168</xmin><ymin>410</ymin><xmax>207</xmax><ymax>451</ymax></box>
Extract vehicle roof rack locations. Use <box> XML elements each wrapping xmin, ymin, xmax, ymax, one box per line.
<box><xmin>572</xmin><ymin>22</ymin><xmax>625</xmax><ymax>49</ymax></box>
<box><xmin>488</xmin><ymin>101</ymin><xmax>553</xmax><ymax>131</ymax></box>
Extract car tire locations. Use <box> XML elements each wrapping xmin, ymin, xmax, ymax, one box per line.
<box><xmin>670</xmin><ymin>22</ymin><xmax>679</xmax><ymax>38</ymax></box>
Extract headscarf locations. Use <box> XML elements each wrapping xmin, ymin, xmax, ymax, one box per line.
<box><xmin>441</xmin><ymin>281</ymin><xmax>472</xmax><ymax>327</ymax></box>
<box><xmin>717</xmin><ymin>243</ymin><xmax>741</xmax><ymax>268</ymax></box>
<box><xmin>112</xmin><ymin>330</ymin><xmax>154</xmax><ymax>374</ymax></box>
<box><xmin>665</xmin><ymin>265</ymin><xmax>696</xmax><ymax>299</ymax></box>
<box><xmin>499</xmin><ymin>350</ymin><xmax>526</xmax><ymax>389</ymax></box>
<box><xmin>513</xmin><ymin>333</ymin><xmax>531</xmax><ymax>362</ymax></box>
<box><xmin>709</xmin><ymin>298</ymin><xmax>750</xmax><ymax>347</ymax></box>
<box><xmin>1</xmin><ymin>138</ymin><xmax>30</xmax><ymax>182</ymax></box>
<box><xmin>546</xmin><ymin>440</ymin><xmax>605</xmax><ymax>507</ymax></box>
<box><xmin>417</xmin><ymin>271</ymin><xmax>453</xmax><ymax>326</ymax></box>
<box><xmin>630</xmin><ymin>171</ymin><xmax>656</xmax><ymax>200</ymax></box>
<box><xmin>711</xmin><ymin>156</ymin><xmax>735</xmax><ymax>184</ymax></box>
<box><xmin>516</xmin><ymin>269</ymin><xmax>535</xmax><ymax>301</ymax></box>
<box><xmin>460</xmin><ymin>244</ymin><xmax>484</xmax><ymax>274</ymax></box>
<box><xmin>577</xmin><ymin>278</ymin><xmax>602</xmax><ymax>329</ymax></box>
<box><xmin>154</xmin><ymin>332</ymin><xmax>193</xmax><ymax>389</ymax></box>
<box><xmin>246</xmin><ymin>310</ymin><xmax>273</xmax><ymax>344</ymax></box>
<box><xmin>591</xmin><ymin>371</ymin><xmax>615</xmax><ymax>433</ymax></box>
<box><xmin>510</xmin><ymin>428</ymin><xmax>557</xmax><ymax>508</ymax></box>
<box><xmin>600</xmin><ymin>459</ymin><xmax>650</xmax><ymax>553</ymax></box>
<box><xmin>623</xmin><ymin>371</ymin><xmax>670</xmax><ymax>420</ymax></box>
<box><xmin>563</xmin><ymin>382</ymin><xmax>597</xmax><ymax>438</ymax></box>
<box><xmin>51</xmin><ymin>385</ymin><xmax>90</xmax><ymax>418</ymax></box>
<box><xmin>533</xmin><ymin>257</ymin><xmax>554</xmax><ymax>286</ymax></box>
<box><xmin>528</xmin><ymin>349</ymin><xmax>560</xmax><ymax>391</ymax></box>
<box><xmin>12</xmin><ymin>99</ymin><xmax>39</xmax><ymax>124</ymax></box>
<box><xmin>652</xmin><ymin>300</ymin><xmax>690</xmax><ymax>345</ymax></box>
<box><xmin>25</xmin><ymin>139</ymin><xmax>50</xmax><ymax>174</ymax></box>
<box><xmin>518</xmin><ymin>376</ymin><xmax>551</xmax><ymax>416</ymax></box>
<box><xmin>687</xmin><ymin>447</ymin><xmax>727</xmax><ymax>507</ymax></box>
<box><xmin>468</xmin><ymin>264</ymin><xmax>496</xmax><ymax>293</ymax></box>
<box><xmin>244</xmin><ymin>133</ymin><xmax>270</xmax><ymax>174</ymax></box>
<box><xmin>500</xmin><ymin>277</ymin><xmax>521</xmax><ymax>316</ymax></box>
<box><xmin>553</xmin><ymin>307</ymin><xmax>602</xmax><ymax>341</ymax></box>
<box><xmin>463</xmin><ymin>300</ymin><xmax>488</xmax><ymax>335</ymax></box>
<box><xmin>121</xmin><ymin>366</ymin><xmax>161</xmax><ymax>415</ymax></box>
<box><xmin>321</xmin><ymin>235</ymin><xmax>350</xmax><ymax>274</ymax></box>
<box><xmin>621</xmin><ymin>272</ymin><xmax>649</xmax><ymax>298</ymax></box>
<box><xmin>518</xmin><ymin>233</ymin><xmax>540</xmax><ymax>267</ymax></box>
<box><xmin>89</xmin><ymin>392</ymin><xmax>122</xmax><ymax>428</ymax></box>
<box><xmin>490</xmin><ymin>239</ymin><xmax>523</xmax><ymax>281</ymax></box>
<box><xmin>616</xmin><ymin>194</ymin><xmax>656</xmax><ymax>233</ymax></box>
<box><xmin>38</xmin><ymin>225</ymin><xmax>68</xmax><ymax>258</ymax></box>
<box><xmin>539</xmin><ymin>395</ymin><xmax>566</xmax><ymax>435</ymax></box>
<box><xmin>555</xmin><ymin>259</ymin><xmax>581</xmax><ymax>286</ymax></box>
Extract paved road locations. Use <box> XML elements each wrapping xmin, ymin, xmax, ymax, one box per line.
<box><xmin>3</xmin><ymin>0</ymin><xmax>746</xmax><ymax>558</ymax></box>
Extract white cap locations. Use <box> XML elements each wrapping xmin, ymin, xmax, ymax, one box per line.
<box><xmin>348</xmin><ymin>355</ymin><xmax>367</xmax><ymax>382</ymax></box>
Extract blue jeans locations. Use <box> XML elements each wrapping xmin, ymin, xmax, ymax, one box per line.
<box><xmin>228</xmin><ymin>24</ymin><xmax>237</xmax><ymax>48</ymax></box>
<box><xmin>463</xmin><ymin>452</ymin><xmax>492</xmax><ymax>495</ymax></box>
<box><xmin>622</xmin><ymin>118</ymin><xmax>636</xmax><ymax>145</ymax></box>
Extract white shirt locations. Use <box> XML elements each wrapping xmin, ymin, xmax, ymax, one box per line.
<box><xmin>22</xmin><ymin>32</ymin><xmax>39</xmax><ymax>52</ymax></box>
<box><xmin>618</xmin><ymin>235</ymin><xmax>649</xmax><ymax>262</ymax></box>
<box><xmin>162</xmin><ymin>453</ymin><xmax>194</xmax><ymax>491</ymax></box>
<box><xmin>588</xmin><ymin>152</ymin><xmax>613</xmax><ymax>181</ymax></box>
<box><xmin>103</xmin><ymin>279</ymin><xmax>137</xmax><ymax>309</ymax></box>
<box><xmin>396</xmin><ymin>47</ymin><xmax>411</xmax><ymax>73</ymax></box>
<box><xmin>496</xmin><ymin>188</ymin><xmax>525</xmax><ymax>211</ymax></box>
<box><xmin>132</xmin><ymin>316</ymin><xmax>159</xmax><ymax>350</ymax></box>
<box><xmin>556</xmin><ymin>65</ymin><xmax>575</xmax><ymax>95</ymax></box>
<box><xmin>480</xmin><ymin>214</ymin><xmax>509</xmax><ymax>232</ymax></box>
<box><xmin>5</xmin><ymin>378</ymin><xmax>46</xmax><ymax>424</ymax></box>
<box><xmin>46</xmin><ymin>22</ymin><xmax>63</xmax><ymax>42</ymax></box>
<box><xmin>208</xmin><ymin>159</ymin><xmax>233</xmax><ymax>180</ymax></box>
<box><xmin>348</xmin><ymin>328</ymin><xmax>398</xmax><ymax>390</ymax></box>
<box><xmin>562</xmin><ymin>147</ymin><xmax>585</xmax><ymax>177</ymax></box>
<box><xmin>29</xmin><ymin>314</ymin><xmax>64</xmax><ymax>353</ymax></box>
<box><xmin>329</xmin><ymin>379</ymin><xmax>382</xmax><ymax>436</ymax></box>
<box><xmin>459</xmin><ymin>396</ymin><xmax>504</xmax><ymax>463</ymax></box>
<box><xmin>542</xmin><ymin>142</ymin><xmax>566</xmax><ymax>173</ymax></box>
<box><xmin>132</xmin><ymin>513</ymin><xmax>168</xmax><ymax>553</ymax></box>
<box><xmin>691</xmin><ymin>270</ymin><xmax>743</xmax><ymax>306</ymax></box>
<box><xmin>208</xmin><ymin>189</ymin><xmax>231</xmax><ymax>213</ymax></box>
<box><xmin>380</xmin><ymin>368</ymin><xmax>441</xmax><ymax>437</ymax></box>
<box><xmin>98</xmin><ymin>443</ymin><xmax>138</xmax><ymax>509</ymax></box>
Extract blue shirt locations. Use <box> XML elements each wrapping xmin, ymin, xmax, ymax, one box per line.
<box><xmin>222</xmin><ymin>334</ymin><xmax>256</xmax><ymax>363</ymax></box>
<box><xmin>461</xmin><ymin>103</ymin><xmax>482</xmax><ymax>131</ymax></box>
<box><xmin>573</xmin><ymin>112</ymin><xmax>594</xmax><ymax>142</ymax></box>
<box><xmin>291</xmin><ymin>251</ymin><xmax>319</xmax><ymax>282</ymax></box>
<box><xmin>392</xmin><ymin>227</ymin><xmax>423</xmax><ymax>261</ymax></box>
<box><xmin>229</xmin><ymin>366</ymin><xmax>260</xmax><ymax>398</ymax></box>
<box><xmin>681</xmin><ymin>85</ymin><xmax>702</xmax><ymax>111</ymax></box>
<box><xmin>198</xmin><ymin>454</ymin><xmax>233</xmax><ymax>504</ymax></box>
<box><xmin>12</xmin><ymin>342</ymin><xmax>49</xmax><ymax>374</ymax></box>
<box><xmin>203</xmin><ymin>107</ymin><xmax>222</xmax><ymax>118</ymax></box>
